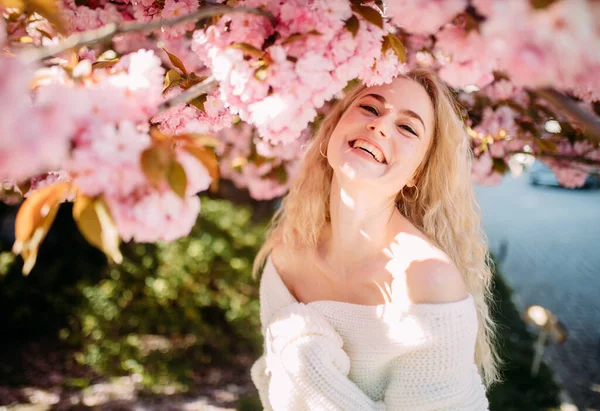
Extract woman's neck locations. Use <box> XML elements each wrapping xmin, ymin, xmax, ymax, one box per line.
<box><xmin>319</xmin><ymin>177</ymin><xmax>399</xmax><ymax>281</ymax></box>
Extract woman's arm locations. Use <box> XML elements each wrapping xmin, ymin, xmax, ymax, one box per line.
<box><xmin>266</xmin><ymin>303</ymin><xmax>386</xmax><ymax>411</ymax></box>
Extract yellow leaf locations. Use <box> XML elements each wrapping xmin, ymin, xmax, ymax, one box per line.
<box><xmin>141</xmin><ymin>145</ymin><xmax>171</xmax><ymax>186</ymax></box>
<box><xmin>167</xmin><ymin>160</ymin><xmax>187</xmax><ymax>199</ymax></box>
<box><xmin>91</xmin><ymin>59</ymin><xmax>120</xmax><ymax>70</ymax></box>
<box><xmin>0</xmin><ymin>0</ymin><xmax>25</xmax><ymax>9</ymax></box>
<box><xmin>351</xmin><ymin>4</ymin><xmax>383</xmax><ymax>28</ymax></box>
<box><xmin>36</xmin><ymin>27</ymin><xmax>54</xmax><ymax>40</ymax></box>
<box><xmin>382</xmin><ymin>33</ymin><xmax>406</xmax><ymax>63</ymax></box>
<box><xmin>28</xmin><ymin>0</ymin><xmax>66</xmax><ymax>34</ymax></box>
<box><xmin>189</xmin><ymin>94</ymin><xmax>207</xmax><ymax>112</ymax></box>
<box><xmin>187</xmin><ymin>74</ymin><xmax>208</xmax><ymax>87</ymax></box>
<box><xmin>73</xmin><ymin>194</ymin><xmax>122</xmax><ymax>264</ymax></box>
<box><xmin>13</xmin><ymin>181</ymin><xmax>72</xmax><ymax>275</ymax></box>
<box><xmin>184</xmin><ymin>146</ymin><xmax>219</xmax><ymax>193</ymax></box>
<box><xmin>254</xmin><ymin>66</ymin><xmax>268</xmax><ymax>81</ymax></box>
<box><xmin>227</xmin><ymin>42</ymin><xmax>263</xmax><ymax>58</ymax></box>
<box><xmin>176</xmin><ymin>133</ymin><xmax>220</xmax><ymax>148</ymax></box>
<box><xmin>161</xmin><ymin>48</ymin><xmax>187</xmax><ymax>76</ymax></box>
<box><xmin>163</xmin><ymin>69</ymin><xmax>182</xmax><ymax>93</ymax></box>
<box><xmin>537</xmin><ymin>139</ymin><xmax>558</xmax><ymax>153</ymax></box>
<box><xmin>281</xmin><ymin>30</ymin><xmax>321</xmax><ymax>45</ymax></box>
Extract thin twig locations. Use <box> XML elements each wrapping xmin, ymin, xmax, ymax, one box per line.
<box><xmin>21</xmin><ymin>5</ymin><xmax>275</xmax><ymax>63</ymax></box>
<box><xmin>534</xmin><ymin>88</ymin><xmax>600</xmax><ymax>145</ymax></box>
<box><xmin>158</xmin><ymin>76</ymin><xmax>218</xmax><ymax>112</ymax></box>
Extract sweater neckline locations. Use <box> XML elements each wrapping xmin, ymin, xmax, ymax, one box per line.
<box><xmin>266</xmin><ymin>253</ymin><xmax>474</xmax><ymax>311</ymax></box>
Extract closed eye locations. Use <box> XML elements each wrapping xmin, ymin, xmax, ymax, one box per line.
<box><xmin>399</xmin><ymin>124</ymin><xmax>418</xmax><ymax>136</ymax></box>
<box><xmin>360</xmin><ymin>104</ymin><xmax>378</xmax><ymax>115</ymax></box>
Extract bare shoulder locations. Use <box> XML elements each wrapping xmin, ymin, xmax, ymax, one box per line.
<box><xmin>388</xmin><ymin>231</ymin><xmax>468</xmax><ymax>305</ymax></box>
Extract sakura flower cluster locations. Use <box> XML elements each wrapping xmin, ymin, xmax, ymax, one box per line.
<box><xmin>192</xmin><ymin>0</ymin><xmax>404</xmax><ymax>144</ymax></box>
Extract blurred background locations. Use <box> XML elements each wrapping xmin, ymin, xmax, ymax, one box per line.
<box><xmin>0</xmin><ymin>163</ymin><xmax>598</xmax><ymax>411</ymax></box>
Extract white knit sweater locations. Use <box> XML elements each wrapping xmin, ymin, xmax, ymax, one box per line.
<box><xmin>250</xmin><ymin>254</ymin><xmax>490</xmax><ymax>410</ymax></box>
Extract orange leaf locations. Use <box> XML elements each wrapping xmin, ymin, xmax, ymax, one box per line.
<box><xmin>184</xmin><ymin>146</ymin><xmax>219</xmax><ymax>193</ymax></box>
<box><xmin>162</xmin><ymin>48</ymin><xmax>188</xmax><ymax>76</ymax></box>
<box><xmin>167</xmin><ymin>160</ymin><xmax>188</xmax><ymax>199</ymax></box>
<box><xmin>141</xmin><ymin>145</ymin><xmax>171</xmax><ymax>186</ymax></box>
<box><xmin>13</xmin><ymin>181</ymin><xmax>72</xmax><ymax>275</ymax></box>
<box><xmin>73</xmin><ymin>194</ymin><xmax>122</xmax><ymax>264</ymax></box>
<box><xmin>28</xmin><ymin>0</ymin><xmax>66</xmax><ymax>34</ymax></box>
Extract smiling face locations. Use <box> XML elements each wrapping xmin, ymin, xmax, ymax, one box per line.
<box><xmin>326</xmin><ymin>76</ymin><xmax>435</xmax><ymax>200</ymax></box>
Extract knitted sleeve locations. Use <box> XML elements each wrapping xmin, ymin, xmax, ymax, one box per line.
<box><xmin>264</xmin><ymin>303</ymin><xmax>386</xmax><ymax>411</ymax></box>
<box><xmin>382</xmin><ymin>300</ymin><xmax>490</xmax><ymax>410</ymax></box>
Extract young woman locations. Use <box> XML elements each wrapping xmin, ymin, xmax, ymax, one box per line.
<box><xmin>250</xmin><ymin>68</ymin><xmax>501</xmax><ymax>410</ymax></box>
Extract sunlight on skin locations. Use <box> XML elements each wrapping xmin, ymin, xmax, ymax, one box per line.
<box><xmin>340</xmin><ymin>188</ymin><xmax>355</xmax><ymax>208</ymax></box>
<box><xmin>340</xmin><ymin>162</ymin><xmax>357</xmax><ymax>179</ymax></box>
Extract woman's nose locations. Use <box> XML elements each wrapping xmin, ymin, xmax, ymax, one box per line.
<box><xmin>367</xmin><ymin>119</ymin><xmax>389</xmax><ymax>139</ymax></box>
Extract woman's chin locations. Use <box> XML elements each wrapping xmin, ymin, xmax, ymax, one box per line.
<box><xmin>335</xmin><ymin>156</ymin><xmax>387</xmax><ymax>181</ymax></box>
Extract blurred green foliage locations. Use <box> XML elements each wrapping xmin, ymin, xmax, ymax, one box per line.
<box><xmin>0</xmin><ymin>197</ymin><xmax>267</xmax><ymax>393</ymax></box>
<box><xmin>65</xmin><ymin>198</ymin><xmax>266</xmax><ymax>392</ymax></box>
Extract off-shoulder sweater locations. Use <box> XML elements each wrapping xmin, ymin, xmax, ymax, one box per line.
<box><xmin>250</xmin><ymin>254</ymin><xmax>489</xmax><ymax>410</ymax></box>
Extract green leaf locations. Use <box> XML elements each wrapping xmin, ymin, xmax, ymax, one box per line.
<box><xmin>351</xmin><ymin>4</ymin><xmax>383</xmax><ymax>28</ymax></box>
<box><xmin>167</xmin><ymin>160</ymin><xmax>188</xmax><ymax>199</ymax></box>
<box><xmin>344</xmin><ymin>15</ymin><xmax>360</xmax><ymax>37</ymax></box>
<box><xmin>163</xmin><ymin>69</ymin><xmax>183</xmax><ymax>93</ymax></box>
<box><xmin>382</xmin><ymin>33</ymin><xmax>406</xmax><ymax>63</ymax></box>
<box><xmin>227</xmin><ymin>42</ymin><xmax>264</xmax><ymax>58</ymax></box>
<box><xmin>161</xmin><ymin>48</ymin><xmax>188</xmax><ymax>76</ymax></box>
<box><xmin>189</xmin><ymin>94</ymin><xmax>208</xmax><ymax>112</ymax></box>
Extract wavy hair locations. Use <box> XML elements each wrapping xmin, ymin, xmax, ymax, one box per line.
<box><xmin>252</xmin><ymin>68</ymin><xmax>502</xmax><ymax>387</ymax></box>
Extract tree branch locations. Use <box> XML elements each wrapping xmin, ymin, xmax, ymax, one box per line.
<box><xmin>21</xmin><ymin>5</ymin><xmax>275</xmax><ymax>63</ymax></box>
<box><xmin>534</xmin><ymin>88</ymin><xmax>600</xmax><ymax>145</ymax></box>
<box><xmin>508</xmin><ymin>151</ymin><xmax>600</xmax><ymax>167</ymax></box>
<box><xmin>157</xmin><ymin>76</ymin><xmax>218</xmax><ymax>112</ymax></box>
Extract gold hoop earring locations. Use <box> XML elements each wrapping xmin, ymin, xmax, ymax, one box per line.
<box><xmin>401</xmin><ymin>185</ymin><xmax>419</xmax><ymax>203</ymax></box>
<box><xmin>319</xmin><ymin>141</ymin><xmax>327</xmax><ymax>158</ymax></box>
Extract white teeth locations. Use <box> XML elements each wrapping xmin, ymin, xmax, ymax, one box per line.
<box><xmin>351</xmin><ymin>139</ymin><xmax>386</xmax><ymax>163</ymax></box>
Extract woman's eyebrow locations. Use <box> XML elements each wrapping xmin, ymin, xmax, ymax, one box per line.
<box><xmin>363</xmin><ymin>93</ymin><xmax>426</xmax><ymax>133</ymax></box>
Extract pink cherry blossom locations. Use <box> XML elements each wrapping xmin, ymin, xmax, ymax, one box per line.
<box><xmin>104</xmin><ymin>147</ymin><xmax>211</xmax><ymax>243</ymax></box>
<box><xmin>0</xmin><ymin>57</ymin><xmax>76</xmax><ymax>181</ymax></box>
<box><xmin>152</xmin><ymin>89</ymin><xmax>235</xmax><ymax>135</ymax></box>
<box><xmin>65</xmin><ymin>120</ymin><xmax>151</xmax><ymax>198</ymax></box>
<box><xmin>106</xmin><ymin>189</ymin><xmax>202</xmax><ymax>243</ymax></box>
<box><xmin>471</xmin><ymin>152</ymin><xmax>502</xmax><ymax>186</ymax></box>
<box><xmin>543</xmin><ymin>160</ymin><xmax>590</xmax><ymax>189</ymax></box>
<box><xmin>474</xmin><ymin>106</ymin><xmax>519</xmax><ymax>139</ymax></box>
<box><xmin>388</xmin><ymin>0</ymin><xmax>467</xmax><ymax>35</ymax></box>
<box><xmin>0</xmin><ymin>15</ymin><xmax>5</xmax><ymax>45</ymax></box>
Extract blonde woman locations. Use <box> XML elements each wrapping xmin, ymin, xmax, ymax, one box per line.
<box><xmin>250</xmin><ymin>69</ymin><xmax>501</xmax><ymax>410</ymax></box>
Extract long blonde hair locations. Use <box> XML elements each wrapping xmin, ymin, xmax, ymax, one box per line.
<box><xmin>252</xmin><ymin>68</ymin><xmax>502</xmax><ymax>387</ymax></box>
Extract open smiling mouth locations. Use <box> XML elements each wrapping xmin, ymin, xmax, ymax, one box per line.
<box><xmin>348</xmin><ymin>139</ymin><xmax>387</xmax><ymax>164</ymax></box>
